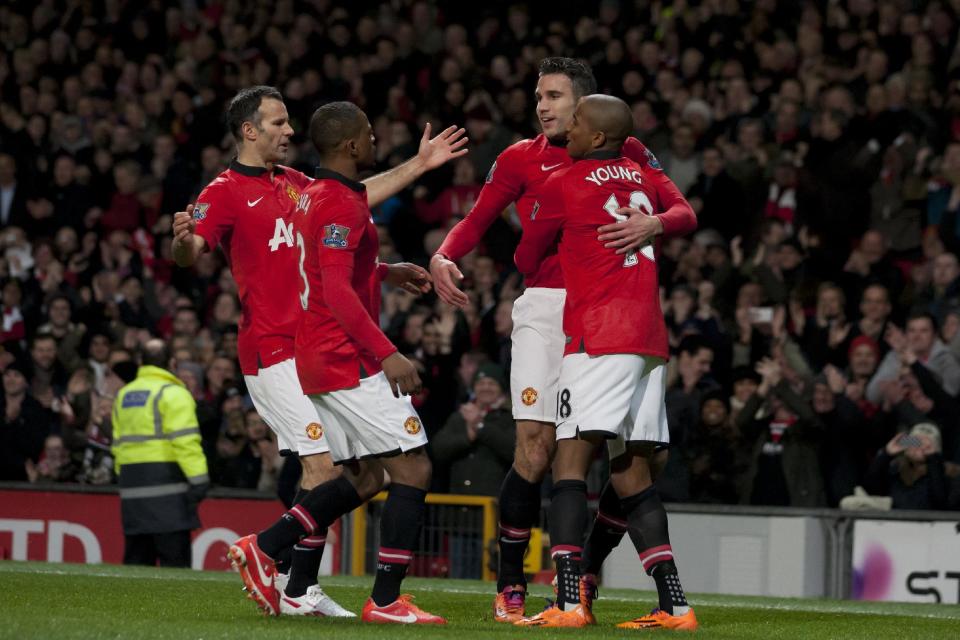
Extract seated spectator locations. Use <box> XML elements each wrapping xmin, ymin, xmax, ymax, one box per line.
<box><xmin>863</xmin><ymin>423</ymin><xmax>950</xmax><ymax>510</ymax></box>
<box><xmin>431</xmin><ymin>363</ymin><xmax>514</xmax><ymax>496</ymax></box>
<box><xmin>867</xmin><ymin>312</ymin><xmax>960</xmax><ymax>402</ymax></box>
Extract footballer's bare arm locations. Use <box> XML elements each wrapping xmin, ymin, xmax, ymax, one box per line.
<box><xmin>363</xmin><ymin>123</ymin><xmax>468</xmax><ymax>208</ymax></box>
<box><xmin>171</xmin><ymin>205</ymin><xmax>207</xmax><ymax>267</ymax></box>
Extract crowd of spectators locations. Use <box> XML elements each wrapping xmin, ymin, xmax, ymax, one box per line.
<box><xmin>3</xmin><ymin>0</ymin><xmax>960</xmax><ymax>510</ymax></box>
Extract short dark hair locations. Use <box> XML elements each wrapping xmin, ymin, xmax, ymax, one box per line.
<box><xmin>907</xmin><ymin>310</ymin><xmax>938</xmax><ymax>331</ymax></box>
<box><xmin>226</xmin><ymin>86</ymin><xmax>283</xmax><ymax>140</ymax></box>
<box><xmin>309</xmin><ymin>101</ymin><xmax>366</xmax><ymax>158</ymax></box>
<box><xmin>31</xmin><ymin>333</ymin><xmax>57</xmax><ymax>348</ymax></box>
<box><xmin>678</xmin><ymin>334</ymin><xmax>713</xmax><ymax>357</ymax></box>
<box><xmin>538</xmin><ymin>57</ymin><xmax>597</xmax><ymax>99</ymax></box>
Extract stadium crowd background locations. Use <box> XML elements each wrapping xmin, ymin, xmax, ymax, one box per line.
<box><xmin>2</xmin><ymin>0</ymin><xmax>960</xmax><ymax>511</ymax></box>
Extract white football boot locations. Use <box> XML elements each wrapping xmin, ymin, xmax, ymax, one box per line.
<box><xmin>280</xmin><ymin>584</ymin><xmax>356</xmax><ymax>617</ymax></box>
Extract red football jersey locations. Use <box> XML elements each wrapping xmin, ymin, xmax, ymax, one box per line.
<box><xmin>437</xmin><ymin>135</ymin><xmax>695</xmax><ymax>287</ymax></box>
<box><xmin>515</xmin><ymin>151</ymin><xmax>670</xmax><ymax>359</ymax></box>
<box><xmin>293</xmin><ymin>169</ymin><xmax>396</xmax><ymax>395</ymax></box>
<box><xmin>194</xmin><ymin>160</ymin><xmax>312</xmax><ymax>375</ymax></box>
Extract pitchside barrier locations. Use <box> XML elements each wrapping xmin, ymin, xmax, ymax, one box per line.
<box><xmin>1</xmin><ymin>483</ymin><xmax>957</xmax><ymax>604</ymax></box>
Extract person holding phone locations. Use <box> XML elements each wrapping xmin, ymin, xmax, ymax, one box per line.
<box><xmin>863</xmin><ymin>423</ymin><xmax>949</xmax><ymax>510</ymax></box>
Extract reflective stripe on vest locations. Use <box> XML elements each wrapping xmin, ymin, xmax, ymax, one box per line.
<box><xmin>119</xmin><ymin>482</ymin><xmax>190</xmax><ymax>499</ymax></box>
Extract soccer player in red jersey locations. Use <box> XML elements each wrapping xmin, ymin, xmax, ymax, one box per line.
<box><xmin>171</xmin><ymin>86</ymin><xmax>465</xmax><ymax>616</ymax></box>
<box><xmin>228</xmin><ymin>101</ymin><xmax>445</xmax><ymax>625</ymax></box>
<box><xmin>514</xmin><ymin>95</ymin><xmax>697</xmax><ymax>631</ymax></box>
<box><xmin>429</xmin><ymin>59</ymin><xmax>696</xmax><ymax>621</ymax></box>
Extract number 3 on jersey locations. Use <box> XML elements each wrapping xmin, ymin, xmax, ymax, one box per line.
<box><xmin>602</xmin><ymin>192</ymin><xmax>656</xmax><ymax>266</ymax></box>
<box><xmin>295</xmin><ymin>231</ymin><xmax>309</xmax><ymax>311</ymax></box>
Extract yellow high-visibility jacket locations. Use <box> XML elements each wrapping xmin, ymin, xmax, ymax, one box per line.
<box><xmin>111</xmin><ymin>365</ymin><xmax>208</xmax><ymax>535</ymax></box>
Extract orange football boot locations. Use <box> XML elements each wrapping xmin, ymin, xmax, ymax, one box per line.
<box><xmin>617</xmin><ymin>608</ymin><xmax>699</xmax><ymax>631</ymax></box>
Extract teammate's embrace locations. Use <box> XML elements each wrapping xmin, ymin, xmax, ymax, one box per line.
<box><xmin>430</xmin><ymin>58</ymin><xmax>696</xmax><ymax>621</ymax></box>
<box><xmin>514</xmin><ymin>95</ymin><xmax>697</xmax><ymax>631</ymax></box>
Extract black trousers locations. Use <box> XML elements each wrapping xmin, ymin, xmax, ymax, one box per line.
<box><xmin>123</xmin><ymin>530</ymin><xmax>192</xmax><ymax>568</ymax></box>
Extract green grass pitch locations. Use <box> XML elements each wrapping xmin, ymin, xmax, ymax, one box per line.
<box><xmin>1</xmin><ymin>561</ymin><xmax>957</xmax><ymax>639</ymax></box>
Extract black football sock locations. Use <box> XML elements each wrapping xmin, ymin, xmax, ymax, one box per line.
<box><xmin>549</xmin><ymin>479</ymin><xmax>588</xmax><ymax>611</ymax></box>
<box><xmin>496</xmin><ymin>467</ymin><xmax>542</xmax><ymax>591</ymax></box>
<box><xmin>284</xmin><ymin>484</ymin><xmax>327</xmax><ymax>598</ymax></box>
<box><xmin>621</xmin><ymin>486</ymin><xmax>688</xmax><ymax>615</ymax></box>
<box><xmin>371</xmin><ymin>483</ymin><xmax>427</xmax><ymax>607</ymax></box>
<box><xmin>582</xmin><ymin>479</ymin><xmax>628</xmax><ymax>576</ymax></box>
<box><xmin>274</xmin><ymin>488</ymin><xmax>308</xmax><ymax>575</ymax></box>
<box><xmin>257</xmin><ymin>476</ymin><xmax>362</xmax><ymax>558</ymax></box>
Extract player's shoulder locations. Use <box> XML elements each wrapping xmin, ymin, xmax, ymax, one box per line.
<box><xmin>623</xmin><ymin>136</ymin><xmax>663</xmax><ymax>172</ymax></box>
<box><xmin>277</xmin><ymin>164</ymin><xmax>313</xmax><ymax>188</ymax></box>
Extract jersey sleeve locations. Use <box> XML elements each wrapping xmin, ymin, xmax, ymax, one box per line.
<box><xmin>437</xmin><ymin>143</ymin><xmax>527</xmax><ymax>261</ymax></box>
<box><xmin>514</xmin><ymin>173</ymin><xmax>565</xmax><ymax>275</ymax></box>
<box><xmin>624</xmin><ymin>137</ymin><xmax>698</xmax><ymax>237</ymax></box>
<box><xmin>193</xmin><ymin>179</ymin><xmax>237</xmax><ymax>252</ymax></box>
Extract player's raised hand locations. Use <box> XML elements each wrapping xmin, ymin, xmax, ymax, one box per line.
<box><xmin>381</xmin><ymin>352</ymin><xmax>423</xmax><ymax>397</ymax></box>
<box><xmin>597</xmin><ymin>207</ymin><xmax>664</xmax><ymax>254</ymax></box>
<box><xmin>172</xmin><ymin>205</ymin><xmax>197</xmax><ymax>243</ymax></box>
<box><xmin>385</xmin><ymin>262</ymin><xmax>433</xmax><ymax>295</ymax></box>
<box><xmin>430</xmin><ymin>254</ymin><xmax>469</xmax><ymax>308</ymax></box>
<box><xmin>418</xmin><ymin>123</ymin><xmax>469</xmax><ymax>171</ymax></box>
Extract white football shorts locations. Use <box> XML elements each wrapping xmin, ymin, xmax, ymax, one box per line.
<box><xmin>245</xmin><ymin>357</ymin><xmax>330</xmax><ymax>457</ymax></box>
<box><xmin>555</xmin><ymin>353</ymin><xmax>669</xmax><ymax>452</ymax></box>
<box><xmin>510</xmin><ymin>287</ymin><xmax>567</xmax><ymax>422</ymax></box>
<box><xmin>308</xmin><ymin>372</ymin><xmax>429</xmax><ymax>464</ymax></box>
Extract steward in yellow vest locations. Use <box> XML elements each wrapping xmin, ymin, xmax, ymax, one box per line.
<box><xmin>111</xmin><ymin>339</ymin><xmax>209</xmax><ymax>567</ymax></box>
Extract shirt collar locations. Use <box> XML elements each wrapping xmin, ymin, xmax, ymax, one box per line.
<box><xmin>584</xmin><ymin>150</ymin><xmax>621</xmax><ymax>160</ymax></box>
<box><xmin>314</xmin><ymin>167</ymin><xmax>366</xmax><ymax>193</ymax></box>
<box><xmin>228</xmin><ymin>158</ymin><xmax>285</xmax><ymax>177</ymax></box>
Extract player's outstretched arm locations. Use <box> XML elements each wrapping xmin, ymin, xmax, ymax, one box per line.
<box><xmin>171</xmin><ymin>205</ymin><xmax>207</xmax><ymax>267</ymax></box>
<box><xmin>381</xmin><ymin>262</ymin><xmax>433</xmax><ymax>295</ymax></box>
<box><xmin>363</xmin><ymin>123</ymin><xmax>468</xmax><ymax>208</ymax></box>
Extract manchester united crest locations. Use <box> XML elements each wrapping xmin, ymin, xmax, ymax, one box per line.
<box><xmin>404</xmin><ymin>416</ymin><xmax>422</xmax><ymax>435</ymax></box>
<box><xmin>305</xmin><ymin>422</ymin><xmax>324</xmax><ymax>440</ymax></box>
<box><xmin>521</xmin><ymin>387</ymin><xmax>538</xmax><ymax>406</ymax></box>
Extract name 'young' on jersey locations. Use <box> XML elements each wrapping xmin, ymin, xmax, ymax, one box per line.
<box><xmin>515</xmin><ymin>151</ymin><xmax>669</xmax><ymax>359</ymax></box>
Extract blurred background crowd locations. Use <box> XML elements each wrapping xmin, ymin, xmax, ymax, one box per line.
<box><xmin>3</xmin><ymin>0</ymin><xmax>960</xmax><ymax>510</ymax></box>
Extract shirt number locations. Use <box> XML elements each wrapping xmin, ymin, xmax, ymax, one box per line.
<box><xmin>296</xmin><ymin>231</ymin><xmax>309</xmax><ymax>311</ymax></box>
<box><xmin>602</xmin><ymin>192</ymin><xmax>656</xmax><ymax>266</ymax></box>
<box><xmin>268</xmin><ymin>217</ymin><xmax>295</xmax><ymax>252</ymax></box>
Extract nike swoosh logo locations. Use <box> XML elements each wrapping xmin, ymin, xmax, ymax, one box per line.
<box><xmin>541</xmin><ymin>163</ymin><xmax>563</xmax><ymax>171</ymax></box>
<box><xmin>247</xmin><ymin>197</ymin><xmax>264</xmax><ymax>207</ymax></box>
<box><xmin>250</xmin><ymin>549</ymin><xmax>274</xmax><ymax>590</ymax></box>
<box><xmin>369</xmin><ymin>610</ymin><xmax>417</xmax><ymax>623</ymax></box>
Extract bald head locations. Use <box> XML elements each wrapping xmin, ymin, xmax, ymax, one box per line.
<box><xmin>566</xmin><ymin>94</ymin><xmax>635</xmax><ymax>158</ymax></box>
<box><xmin>580</xmin><ymin>95</ymin><xmax>634</xmax><ymax>148</ymax></box>
<box><xmin>141</xmin><ymin>338</ymin><xmax>170</xmax><ymax>369</ymax></box>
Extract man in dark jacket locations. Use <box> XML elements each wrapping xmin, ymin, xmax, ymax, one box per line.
<box><xmin>0</xmin><ymin>359</ymin><xmax>51</xmax><ymax>481</ymax></box>
<box><xmin>432</xmin><ymin>363</ymin><xmax>515</xmax><ymax>496</ymax></box>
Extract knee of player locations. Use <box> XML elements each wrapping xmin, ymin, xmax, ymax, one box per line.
<box><xmin>347</xmin><ymin>461</ymin><xmax>385</xmax><ymax>499</ymax></box>
<box><xmin>300</xmin><ymin>452</ymin><xmax>338</xmax><ymax>489</ymax></box>
<box><xmin>518</xmin><ymin>444</ymin><xmax>553</xmax><ymax>480</ymax></box>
